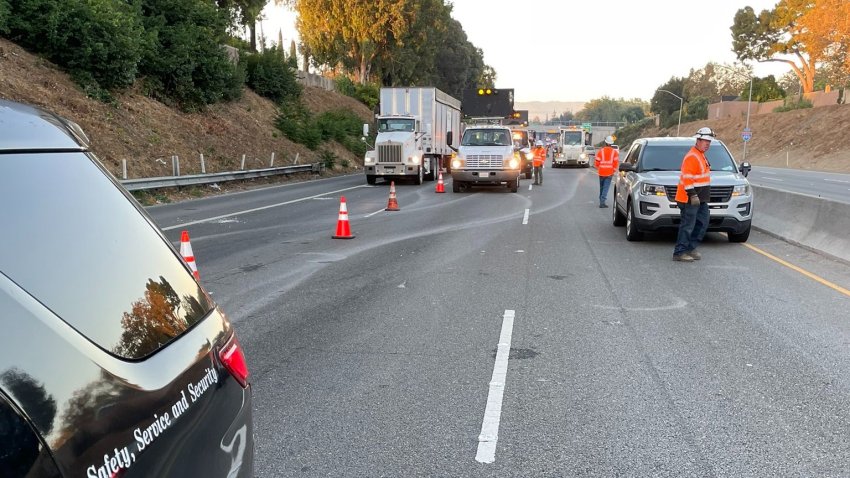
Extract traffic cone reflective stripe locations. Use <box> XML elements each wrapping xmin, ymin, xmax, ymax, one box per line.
<box><xmin>435</xmin><ymin>171</ymin><xmax>445</xmax><ymax>193</ymax></box>
<box><xmin>180</xmin><ymin>230</ymin><xmax>200</xmax><ymax>280</ymax></box>
<box><xmin>333</xmin><ymin>196</ymin><xmax>355</xmax><ymax>239</ymax></box>
<box><xmin>385</xmin><ymin>181</ymin><xmax>400</xmax><ymax>211</ymax></box>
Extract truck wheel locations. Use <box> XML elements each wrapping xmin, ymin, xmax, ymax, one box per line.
<box><xmin>625</xmin><ymin>201</ymin><xmax>643</xmax><ymax>241</ymax></box>
<box><xmin>366</xmin><ymin>175</ymin><xmax>376</xmax><ymax>185</ymax></box>
<box><xmin>728</xmin><ymin>225</ymin><xmax>751</xmax><ymax>243</ymax></box>
<box><xmin>510</xmin><ymin>176</ymin><xmax>519</xmax><ymax>193</ymax></box>
<box><xmin>425</xmin><ymin>158</ymin><xmax>436</xmax><ymax>181</ymax></box>
<box><xmin>452</xmin><ymin>180</ymin><xmax>461</xmax><ymax>193</ymax></box>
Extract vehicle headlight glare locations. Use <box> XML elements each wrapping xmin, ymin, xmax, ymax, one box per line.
<box><xmin>364</xmin><ymin>156</ymin><xmax>375</xmax><ymax>165</ymax></box>
<box><xmin>525</xmin><ymin>152</ymin><xmax>534</xmax><ymax>160</ymax></box>
<box><xmin>580</xmin><ymin>153</ymin><xmax>587</xmax><ymax>160</ymax></box>
<box><xmin>641</xmin><ymin>183</ymin><xmax>667</xmax><ymax>196</ymax></box>
<box><xmin>410</xmin><ymin>156</ymin><xmax>421</xmax><ymax>165</ymax></box>
<box><xmin>508</xmin><ymin>158</ymin><xmax>519</xmax><ymax>169</ymax></box>
<box><xmin>732</xmin><ymin>184</ymin><xmax>751</xmax><ymax>196</ymax></box>
<box><xmin>451</xmin><ymin>158</ymin><xmax>463</xmax><ymax>169</ymax></box>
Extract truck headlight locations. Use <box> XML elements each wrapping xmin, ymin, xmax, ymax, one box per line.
<box><xmin>364</xmin><ymin>155</ymin><xmax>375</xmax><ymax>165</ymax></box>
<box><xmin>640</xmin><ymin>183</ymin><xmax>667</xmax><ymax>196</ymax></box>
<box><xmin>580</xmin><ymin>153</ymin><xmax>587</xmax><ymax>160</ymax></box>
<box><xmin>732</xmin><ymin>184</ymin><xmax>751</xmax><ymax>196</ymax></box>
<box><xmin>451</xmin><ymin>158</ymin><xmax>463</xmax><ymax>169</ymax></box>
<box><xmin>409</xmin><ymin>156</ymin><xmax>421</xmax><ymax>165</ymax></box>
<box><xmin>508</xmin><ymin>158</ymin><xmax>519</xmax><ymax>169</ymax></box>
<box><xmin>524</xmin><ymin>152</ymin><xmax>534</xmax><ymax>160</ymax></box>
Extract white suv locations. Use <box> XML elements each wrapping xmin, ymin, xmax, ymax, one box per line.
<box><xmin>612</xmin><ymin>137</ymin><xmax>753</xmax><ymax>242</ymax></box>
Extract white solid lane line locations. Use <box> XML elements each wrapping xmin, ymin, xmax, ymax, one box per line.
<box><xmin>365</xmin><ymin>207</ymin><xmax>388</xmax><ymax>218</ymax></box>
<box><xmin>162</xmin><ymin>185</ymin><xmax>368</xmax><ymax>230</ymax></box>
<box><xmin>476</xmin><ymin>309</ymin><xmax>516</xmax><ymax>464</ymax></box>
<box><xmin>522</xmin><ymin>209</ymin><xmax>530</xmax><ymax>225</ymax></box>
<box><xmin>761</xmin><ymin>177</ymin><xmax>784</xmax><ymax>182</ymax></box>
<box><xmin>824</xmin><ymin>178</ymin><xmax>850</xmax><ymax>184</ymax></box>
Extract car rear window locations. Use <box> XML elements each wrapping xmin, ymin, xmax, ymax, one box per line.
<box><xmin>0</xmin><ymin>152</ymin><xmax>213</xmax><ymax>359</ymax></box>
<box><xmin>640</xmin><ymin>143</ymin><xmax>737</xmax><ymax>172</ymax></box>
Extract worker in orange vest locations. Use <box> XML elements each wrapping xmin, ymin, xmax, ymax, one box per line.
<box><xmin>594</xmin><ymin>136</ymin><xmax>619</xmax><ymax>207</ymax></box>
<box><xmin>532</xmin><ymin>140</ymin><xmax>546</xmax><ymax>185</ymax></box>
<box><xmin>673</xmin><ymin>127</ymin><xmax>715</xmax><ymax>262</ymax></box>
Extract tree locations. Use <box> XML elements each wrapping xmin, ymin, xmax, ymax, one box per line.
<box><xmin>730</xmin><ymin>1</ymin><xmax>850</xmax><ymax>94</ymax></box>
<box><xmin>433</xmin><ymin>17</ymin><xmax>486</xmax><ymax>99</ymax></box>
<box><xmin>217</xmin><ymin>0</ymin><xmax>267</xmax><ymax>51</ymax></box>
<box><xmin>650</xmin><ymin>77</ymin><xmax>685</xmax><ymax>118</ymax></box>
<box><xmin>746</xmin><ymin>75</ymin><xmax>786</xmax><ymax>102</ymax></box>
<box><xmin>292</xmin><ymin>0</ymin><xmax>416</xmax><ymax>84</ymax></box>
<box><xmin>796</xmin><ymin>0</ymin><xmax>850</xmax><ymax>88</ymax></box>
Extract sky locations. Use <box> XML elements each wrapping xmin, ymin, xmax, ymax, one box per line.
<box><xmin>259</xmin><ymin>0</ymin><xmax>789</xmax><ymax>102</ymax></box>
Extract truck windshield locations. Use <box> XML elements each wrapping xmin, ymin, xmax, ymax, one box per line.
<box><xmin>640</xmin><ymin>143</ymin><xmax>737</xmax><ymax>172</ymax></box>
<box><xmin>378</xmin><ymin>118</ymin><xmax>415</xmax><ymax>132</ymax></box>
<box><xmin>562</xmin><ymin>131</ymin><xmax>583</xmax><ymax>146</ymax></box>
<box><xmin>461</xmin><ymin>129</ymin><xmax>512</xmax><ymax>146</ymax></box>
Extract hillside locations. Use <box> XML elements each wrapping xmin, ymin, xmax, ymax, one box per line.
<box><xmin>637</xmin><ymin>104</ymin><xmax>850</xmax><ymax>173</ymax></box>
<box><xmin>0</xmin><ymin>38</ymin><xmax>373</xmax><ymax>183</ymax></box>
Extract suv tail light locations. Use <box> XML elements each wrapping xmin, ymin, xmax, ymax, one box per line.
<box><xmin>219</xmin><ymin>334</ymin><xmax>249</xmax><ymax>388</ymax></box>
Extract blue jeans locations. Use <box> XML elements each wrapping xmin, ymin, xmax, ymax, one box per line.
<box><xmin>598</xmin><ymin>176</ymin><xmax>612</xmax><ymax>205</ymax></box>
<box><xmin>674</xmin><ymin>201</ymin><xmax>709</xmax><ymax>256</ymax></box>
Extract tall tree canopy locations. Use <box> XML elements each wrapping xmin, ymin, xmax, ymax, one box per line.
<box><xmin>732</xmin><ymin>0</ymin><xmax>850</xmax><ymax>94</ymax></box>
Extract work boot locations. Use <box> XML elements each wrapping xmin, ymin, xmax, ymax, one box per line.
<box><xmin>599</xmin><ymin>203</ymin><xmax>608</xmax><ymax>208</ymax></box>
<box><xmin>689</xmin><ymin>250</ymin><xmax>702</xmax><ymax>260</ymax></box>
<box><xmin>672</xmin><ymin>253</ymin><xmax>695</xmax><ymax>262</ymax></box>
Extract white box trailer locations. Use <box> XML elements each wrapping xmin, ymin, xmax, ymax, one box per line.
<box><xmin>364</xmin><ymin>87</ymin><xmax>461</xmax><ymax>185</ymax></box>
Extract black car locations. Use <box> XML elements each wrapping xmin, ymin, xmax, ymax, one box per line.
<box><xmin>0</xmin><ymin>100</ymin><xmax>253</xmax><ymax>477</ymax></box>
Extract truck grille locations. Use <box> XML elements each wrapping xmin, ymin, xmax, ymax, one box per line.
<box><xmin>664</xmin><ymin>185</ymin><xmax>734</xmax><ymax>203</ymax></box>
<box><xmin>378</xmin><ymin>143</ymin><xmax>403</xmax><ymax>163</ymax></box>
<box><xmin>465</xmin><ymin>154</ymin><xmax>505</xmax><ymax>168</ymax></box>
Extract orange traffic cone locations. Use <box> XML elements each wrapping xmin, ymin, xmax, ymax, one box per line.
<box><xmin>435</xmin><ymin>171</ymin><xmax>445</xmax><ymax>193</ymax></box>
<box><xmin>180</xmin><ymin>230</ymin><xmax>200</xmax><ymax>280</ymax></box>
<box><xmin>333</xmin><ymin>196</ymin><xmax>355</xmax><ymax>239</ymax></box>
<box><xmin>385</xmin><ymin>181</ymin><xmax>400</xmax><ymax>211</ymax></box>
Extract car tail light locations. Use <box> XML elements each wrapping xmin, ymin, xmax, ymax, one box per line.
<box><xmin>219</xmin><ymin>333</ymin><xmax>249</xmax><ymax>388</ymax></box>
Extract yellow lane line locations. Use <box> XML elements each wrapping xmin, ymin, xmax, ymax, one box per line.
<box><xmin>742</xmin><ymin>243</ymin><xmax>850</xmax><ymax>298</ymax></box>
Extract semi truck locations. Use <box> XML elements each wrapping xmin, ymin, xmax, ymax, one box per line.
<box><xmin>363</xmin><ymin>87</ymin><xmax>461</xmax><ymax>185</ymax></box>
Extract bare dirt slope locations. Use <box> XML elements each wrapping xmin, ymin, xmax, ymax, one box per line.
<box><xmin>0</xmin><ymin>38</ymin><xmax>373</xmax><ymax>182</ymax></box>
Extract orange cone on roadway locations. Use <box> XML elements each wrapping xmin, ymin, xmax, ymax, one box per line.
<box><xmin>333</xmin><ymin>196</ymin><xmax>355</xmax><ymax>239</ymax></box>
<box><xmin>385</xmin><ymin>181</ymin><xmax>400</xmax><ymax>211</ymax></box>
<box><xmin>435</xmin><ymin>171</ymin><xmax>446</xmax><ymax>193</ymax></box>
<box><xmin>180</xmin><ymin>230</ymin><xmax>200</xmax><ymax>280</ymax></box>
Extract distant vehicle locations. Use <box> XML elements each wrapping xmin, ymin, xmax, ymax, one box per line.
<box><xmin>364</xmin><ymin>87</ymin><xmax>461</xmax><ymax>184</ymax></box>
<box><xmin>0</xmin><ymin>100</ymin><xmax>254</xmax><ymax>477</ymax></box>
<box><xmin>450</xmin><ymin>124</ymin><xmax>521</xmax><ymax>193</ymax></box>
<box><xmin>612</xmin><ymin>136</ymin><xmax>753</xmax><ymax>242</ymax></box>
<box><xmin>511</xmin><ymin>128</ymin><xmax>533</xmax><ymax>179</ymax></box>
<box><xmin>553</xmin><ymin>126</ymin><xmax>594</xmax><ymax>168</ymax></box>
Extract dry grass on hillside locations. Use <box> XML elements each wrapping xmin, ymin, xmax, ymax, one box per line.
<box><xmin>0</xmin><ymin>38</ymin><xmax>374</xmax><ymax>183</ymax></box>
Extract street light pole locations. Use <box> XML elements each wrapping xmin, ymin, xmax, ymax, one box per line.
<box><xmin>743</xmin><ymin>76</ymin><xmax>753</xmax><ymax>162</ymax></box>
<box><xmin>657</xmin><ymin>89</ymin><xmax>684</xmax><ymax>136</ymax></box>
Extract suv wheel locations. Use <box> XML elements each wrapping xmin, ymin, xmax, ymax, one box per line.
<box><xmin>728</xmin><ymin>225</ymin><xmax>751</xmax><ymax>243</ymax></box>
<box><xmin>612</xmin><ymin>194</ymin><xmax>626</xmax><ymax>227</ymax></box>
<box><xmin>452</xmin><ymin>179</ymin><xmax>461</xmax><ymax>193</ymax></box>
<box><xmin>625</xmin><ymin>201</ymin><xmax>644</xmax><ymax>241</ymax></box>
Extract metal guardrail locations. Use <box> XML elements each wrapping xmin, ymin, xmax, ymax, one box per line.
<box><xmin>119</xmin><ymin>163</ymin><xmax>321</xmax><ymax>191</ymax></box>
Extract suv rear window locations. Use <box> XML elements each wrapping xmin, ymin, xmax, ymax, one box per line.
<box><xmin>0</xmin><ymin>152</ymin><xmax>213</xmax><ymax>359</ymax></box>
<box><xmin>640</xmin><ymin>143</ymin><xmax>737</xmax><ymax>172</ymax></box>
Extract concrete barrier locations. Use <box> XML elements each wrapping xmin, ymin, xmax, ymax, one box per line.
<box><xmin>752</xmin><ymin>185</ymin><xmax>850</xmax><ymax>263</ymax></box>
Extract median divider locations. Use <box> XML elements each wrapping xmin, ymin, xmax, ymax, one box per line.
<box><xmin>751</xmin><ymin>185</ymin><xmax>850</xmax><ymax>263</ymax></box>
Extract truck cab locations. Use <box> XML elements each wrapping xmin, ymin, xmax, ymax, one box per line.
<box><xmin>450</xmin><ymin>125</ymin><xmax>521</xmax><ymax>193</ymax></box>
<box><xmin>364</xmin><ymin>115</ymin><xmax>434</xmax><ymax>185</ymax></box>
<box><xmin>553</xmin><ymin>126</ymin><xmax>593</xmax><ymax>168</ymax></box>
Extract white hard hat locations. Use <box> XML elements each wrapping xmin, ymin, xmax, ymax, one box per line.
<box><xmin>535</xmin><ymin>140</ymin><xmax>544</xmax><ymax>147</ymax></box>
<box><xmin>604</xmin><ymin>135</ymin><xmax>614</xmax><ymax>145</ymax></box>
<box><xmin>694</xmin><ymin>127</ymin><xmax>716</xmax><ymax>141</ymax></box>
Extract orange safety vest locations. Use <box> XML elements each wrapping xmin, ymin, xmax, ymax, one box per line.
<box><xmin>675</xmin><ymin>147</ymin><xmax>711</xmax><ymax>203</ymax></box>
<box><xmin>594</xmin><ymin>146</ymin><xmax>619</xmax><ymax>177</ymax></box>
<box><xmin>532</xmin><ymin>146</ymin><xmax>546</xmax><ymax>167</ymax></box>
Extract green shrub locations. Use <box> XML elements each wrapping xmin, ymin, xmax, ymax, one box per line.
<box><xmin>773</xmin><ymin>97</ymin><xmax>813</xmax><ymax>113</ymax></box>
<box><xmin>6</xmin><ymin>0</ymin><xmax>144</xmax><ymax>91</ymax></box>
<box><xmin>354</xmin><ymin>82</ymin><xmax>380</xmax><ymax>109</ymax></box>
<box><xmin>243</xmin><ymin>47</ymin><xmax>301</xmax><ymax>104</ymax></box>
<box><xmin>0</xmin><ymin>0</ymin><xmax>10</xmax><ymax>34</ymax></box>
<box><xmin>138</xmin><ymin>0</ymin><xmax>244</xmax><ymax>111</ymax></box>
<box><xmin>334</xmin><ymin>76</ymin><xmax>357</xmax><ymax>97</ymax></box>
<box><xmin>276</xmin><ymin>102</ymin><xmax>321</xmax><ymax>149</ymax></box>
<box><xmin>319</xmin><ymin>149</ymin><xmax>337</xmax><ymax>169</ymax></box>
<box><xmin>341</xmin><ymin>135</ymin><xmax>367</xmax><ymax>158</ymax></box>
